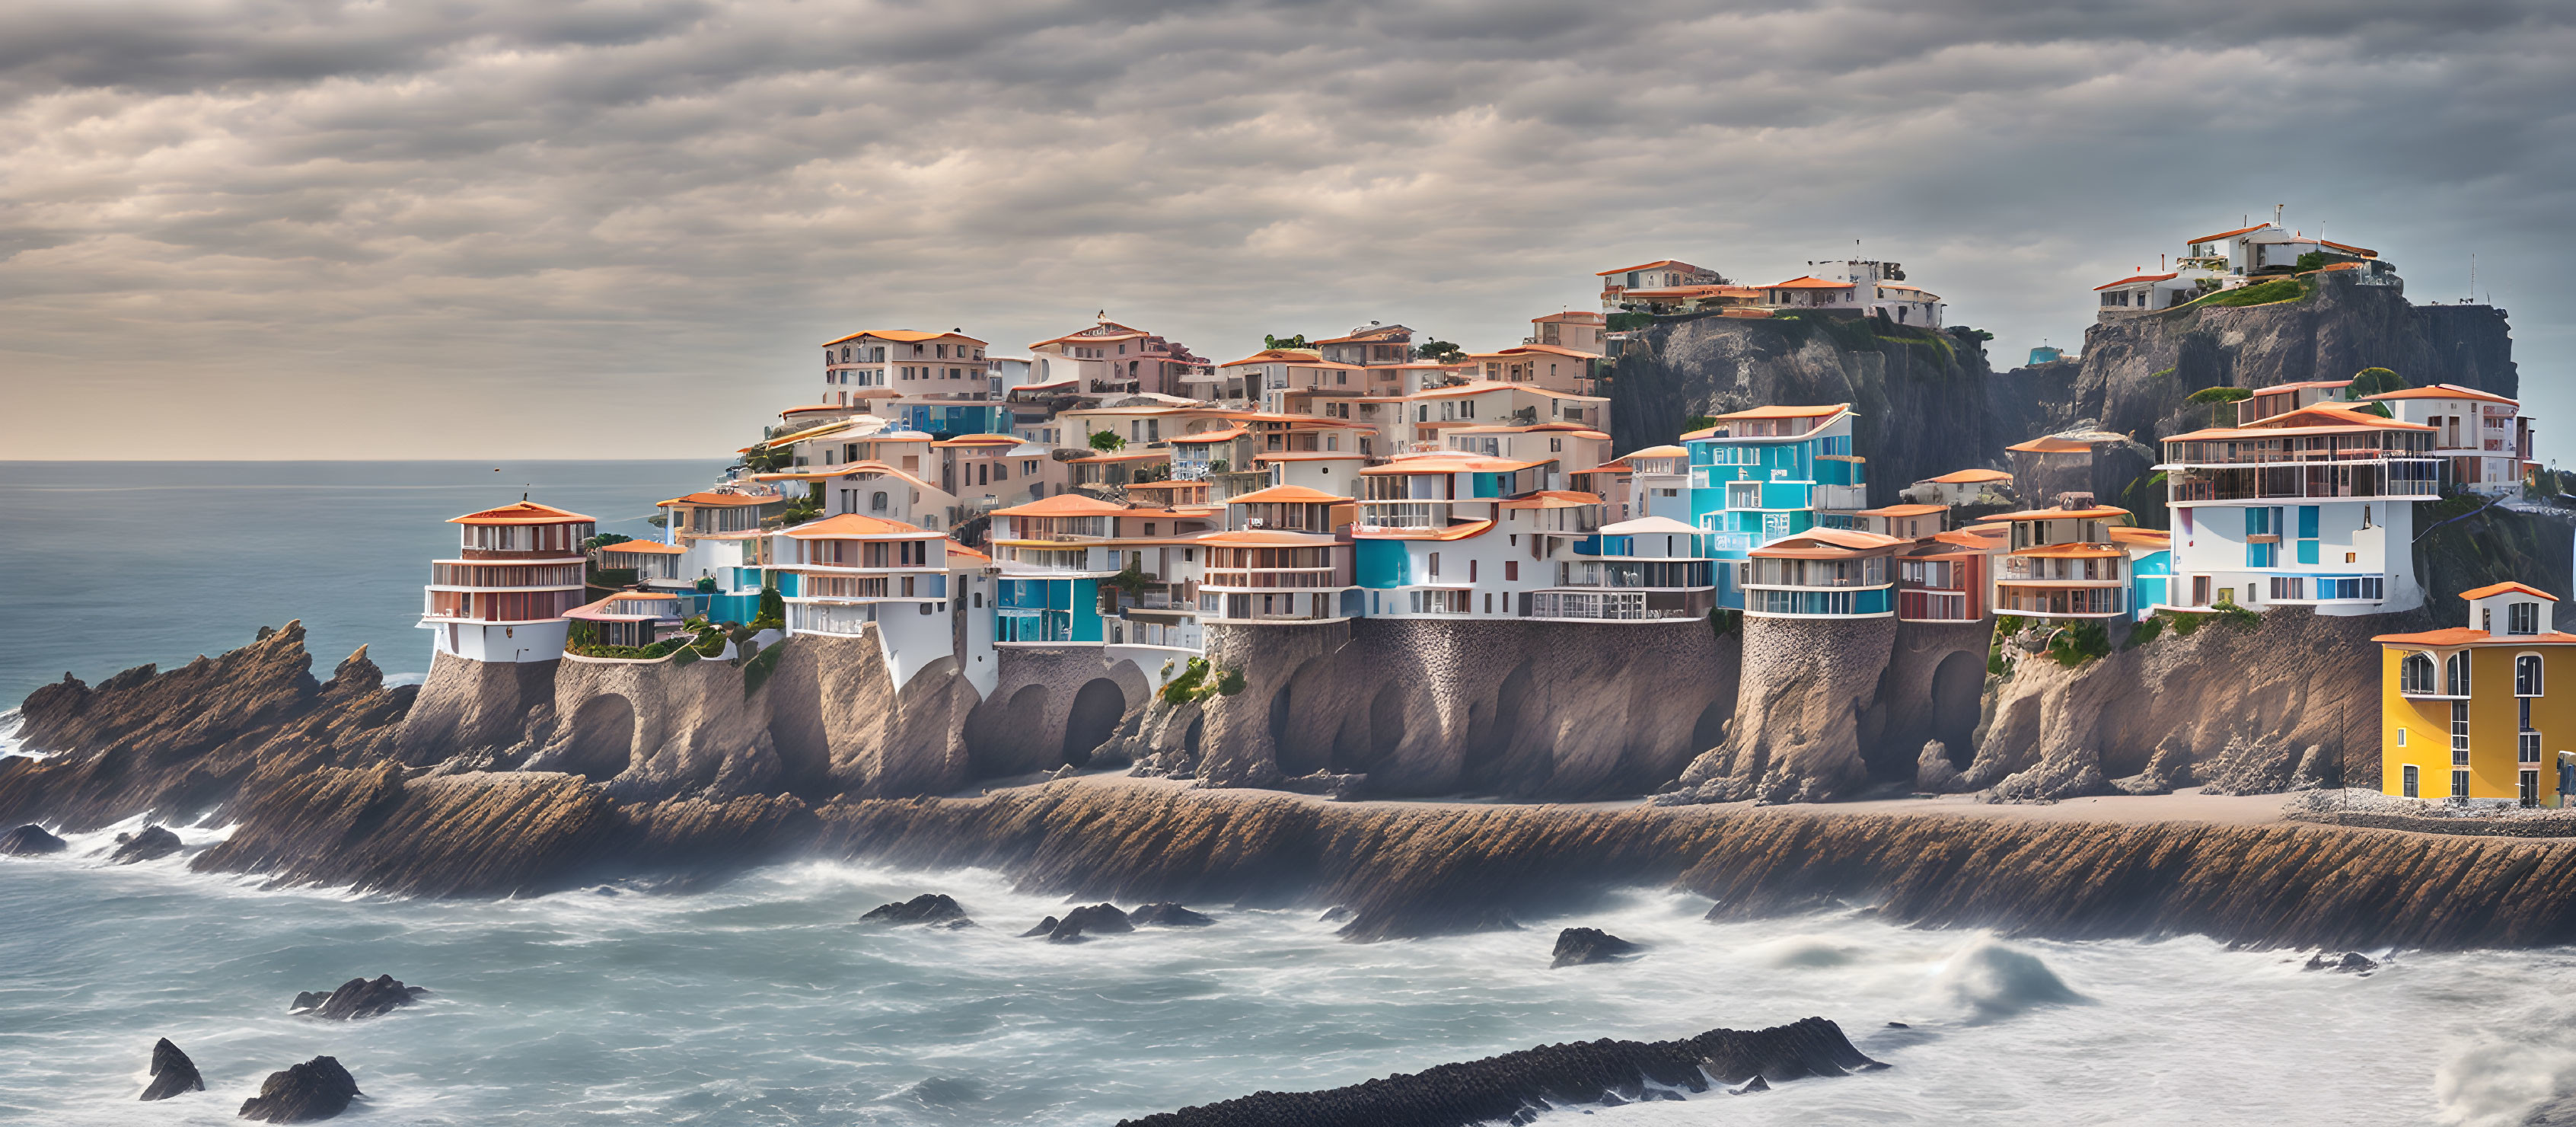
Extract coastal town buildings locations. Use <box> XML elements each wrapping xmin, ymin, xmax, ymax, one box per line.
<box><xmin>1743</xmin><ymin>528</ymin><xmax>1907</xmax><ymax>618</ymax></box>
<box><xmin>420</xmin><ymin>501</ymin><xmax>595</xmax><ymax>663</ymax></box>
<box><xmin>1678</xmin><ymin>404</ymin><xmax>1866</xmax><ymax>609</ymax></box>
<box><xmin>2378</xmin><ymin>582</ymin><xmax>2574</xmax><ymax>806</ymax></box>
<box><xmin>1992</xmin><ymin>501</ymin><xmax>2140</xmax><ymax>620</ymax></box>
<box><xmin>2159</xmin><ymin>403</ymin><xmax>2437</xmax><ymax>615</ymax></box>
<box><xmin>1028</xmin><ymin>318</ymin><xmax>1212</xmax><ymax>397</ymax></box>
<box><xmin>2095</xmin><ymin>213</ymin><xmax>2398</xmax><ymax>321</ymax></box>
<box><xmin>2360</xmin><ymin>385</ymin><xmax>2539</xmax><ymax>497</ymax></box>
<box><xmin>818</xmin><ymin>329</ymin><xmax>988</xmax><ymax>410</ymax></box>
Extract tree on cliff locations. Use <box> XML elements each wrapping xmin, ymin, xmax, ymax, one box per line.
<box><xmin>1262</xmin><ymin>333</ymin><xmax>1309</xmax><ymax>350</ymax></box>
<box><xmin>2187</xmin><ymin>386</ymin><xmax>2252</xmax><ymax>428</ymax></box>
<box><xmin>1414</xmin><ymin>340</ymin><xmax>1464</xmax><ymax>362</ymax></box>
<box><xmin>2347</xmin><ymin>367</ymin><xmax>2405</xmax><ymax>417</ymax></box>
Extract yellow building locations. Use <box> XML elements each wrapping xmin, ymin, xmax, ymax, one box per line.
<box><xmin>2377</xmin><ymin>581</ymin><xmax>2576</xmax><ymax>806</ymax></box>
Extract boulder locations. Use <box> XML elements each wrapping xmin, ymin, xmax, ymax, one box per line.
<box><xmin>2303</xmin><ymin>951</ymin><xmax>2379</xmax><ymax>975</ymax></box>
<box><xmin>288</xmin><ymin>991</ymin><xmax>326</xmax><ymax>1014</ymax></box>
<box><xmin>139</xmin><ymin>1037</ymin><xmax>204</xmax><ymax>1100</ymax></box>
<box><xmin>860</xmin><ymin>893</ymin><xmax>969</xmax><ymax>926</ymax></box>
<box><xmin>1031</xmin><ymin>903</ymin><xmax>1133</xmax><ymax>943</ymax></box>
<box><xmin>237</xmin><ymin>1056</ymin><xmax>361</xmax><ymax>1122</ymax></box>
<box><xmin>1018</xmin><ymin>915</ymin><xmax>1060</xmax><ymax>938</ymax></box>
<box><xmin>109</xmin><ymin>825</ymin><xmax>181</xmax><ymax>864</ymax></box>
<box><xmin>0</xmin><ymin>824</ymin><xmax>68</xmax><ymax>855</ymax></box>
<box><xmin>1550</xmin><ymin>927</ymin><xmax>1641</xmax><ymax>968</ymax></box>
<box><xmin>1128</xmin><ymin>902</ymin><xmax>1215</xmax><ymax>927</ymax></box>
<box><xmin>298</xmin><ymin>975</ymin><xmax>429</xmax><ymax>1020</ymax></box>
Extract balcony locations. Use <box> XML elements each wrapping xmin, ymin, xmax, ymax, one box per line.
<box><xmin>1814</xmin><ymin>485</ymin><xmax>1868</xmax><ymax>510</ymax></box>
<box><xmin>1202</xmin><ymin>569</ymin><xmax>1343</xmax><ymax>590</ymax></box>
<box><xmin>2163</xmin><ymin>460</ymin><xmax>2441</xmax><ymax>502</ymax></box>
<box><xmin>1997</xmin><ymin>558</ymin><xmax>2123</xmax><ymax>583</ymax></box>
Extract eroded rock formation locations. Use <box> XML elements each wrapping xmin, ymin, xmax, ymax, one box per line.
<box><xmin>1112</xmin><ymin>1016</ymin><xmax>1883</xmax><ymax>1127</ymax></box>
<box><xmin>237</xmin><ymin>1055</ymin><xmax>361</xmax><ymax>1123</ymax></box>
<box><xmin>139</xmin><ymin>1037</ymin><xmax>203</xmax><ymax>1101</ymax></box>
<box><xmin>1550</xmin><ymin>927</ymin><xmax>1639</xmax><ymax>968</ymax></box>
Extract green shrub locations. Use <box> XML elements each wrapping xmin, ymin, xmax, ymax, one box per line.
<box><xmin>1088</xmin><ymin>430</ymin><xmax>1126</xmax><ymax>452</ymax></box>
<box><xmin>1707</xmin><ymin>608</ymin><xmax>1743</xmax><ymax>638</ymax></box>
<box><xmin>2349</xmin><ymin>367</ymin><xmax>2406</xmax><ymax>397</ymax></box>
<box><xmin>2046</xmin><ymin>621</ymin><xmax>2111</xmax><ymax>668</ymax></box>
<box><xmin>2173</xmin><ymin>276</ymin><xmax>2310</xmax><ymax>311</ymax></box>
<box><xmin>2124</xmin><ymin>614</ymin><xmax>2165</xmax><ymax>649</ymax></box>
<box><xmin>1159</xmin><ymin>657</ymin><xmax>1210</xmax><ymax>704</ymax></box>
<box><xmin>2171</xmin><ymin>610</ymin><xmax>2205</xmax><ymax>637</ymax></box>
<box><xmin>751</xmin><ymin>586</ymin><xmax>786</xmax><ymax>632</ymax></box>
<box><xmin>1215</xmin><ymin>667</ymin><xmax>1248</xmax><ymax>695</ymax></box>
<box><xmin>694</xmin><ymin>576</ymin><xmax>718</xmax><ymax>593</ymax></box>
<box><xmin>741</xmin><ymin>640</ymin><xmax>786</xmax><ymax>697</ymax></box>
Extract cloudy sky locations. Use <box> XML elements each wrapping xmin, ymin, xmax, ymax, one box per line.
<box><xmin>4</xmin><ymin>0</ymin><xmax>2570</xmax><ymax>462</ymax></box>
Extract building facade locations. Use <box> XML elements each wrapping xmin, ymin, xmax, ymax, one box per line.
<box><xmin>420</xmin><ymin>500</ymin><xmax>595</xmax><ymax>663</ymax></box>
<box><xmin>2378</xmin><ymin>582</ymin><xmax>2576</xmax><ymax>807</ymax></box>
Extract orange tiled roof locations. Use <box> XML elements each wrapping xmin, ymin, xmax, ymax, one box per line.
<box><xmin>2185</xmin><ymin>223</ymin><xmax>2270</xmax><ymax>245</ymax></box>
<box><xmin>2361</xmin><ymin>383</ymin><xmax>2517</xmax><ymax>407</ymax></box>
<box><xmin>783</xmin><ymin>512</ymin><xmax>929</xmax><ymax>538</ymax></box>
<box><xmin>450</xmin><ymin>500</ymin><xmax>596</xmax><ymax>525</ymax></box>
<box><xmin>2374</xmin><ymin>627</ymin><xmax>2576</xmax><ymax>647</ymax></box>
<box><xmin>1764</xmin><ymin>276</ymin><xmax>1855</xmax><ymax>290</ymax></box>
<box><xmin>1921</xmin><ymin>468</ymin><xmax>2010</xmax><ymax>484</ymax></box>
<box><xmin>598</xmin><ymin>540</ymin><xmax>686</xmax><ymax>554</ymax></box>
<box><xmin>1226</xmin><ymin>484</ymin><xmax>1350</xmax><ymax>505</ymax></box>
<box><xmin>990</xmin><ymin>493</ymin><xmax>1133</xmax><ymax>518</ymax></box>
<box><xmin>2094</xmin><ymin>272</ymin><xmax>2179</xmax><ymax>291</ymax></box>
<box><xmin>2460</xmin><ymin>581</ymin><xmax>2558</xmax><ymax>602</ymax></box>
<box><xmin>821</xmin><ymin>328</ymin><xmax>985</xmax><ymax>348</ymax></box>
<box><xmin>1995</xmin><ymin>505</ymin><xmax>2133</xmax><ymax>521</ymax></box>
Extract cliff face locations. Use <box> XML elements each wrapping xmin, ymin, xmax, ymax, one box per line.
<box><xmin>1663</xmin><ymin>618</ymin><xmax>1988</xmax><ymax>804</ymax></box>
<box><xmin>1111</xmin><ymin>619</ymin><xmax>1740</xmax><ymax>800</ymax></box>
<box><xmin>2040</xmin><ymin>273</ymin><xmax>2517</xmax><ymax>453</ymax></box>
<box><xmin>1609</xmin><ymin>314</ymin><xmax>2014</xmax><ymax>500</ymax></box>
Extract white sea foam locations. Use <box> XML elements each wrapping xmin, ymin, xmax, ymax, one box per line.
<box><xmin>1922</xmin><ymin>935</ymin><xmax>2088</xmax><ymax>1024</ymax></box>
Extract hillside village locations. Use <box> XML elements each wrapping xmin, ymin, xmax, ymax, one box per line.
<box><xmin>416</xmin><ymin>216</ymin><xmax>2562</xmax><ymax>809</ymax></box>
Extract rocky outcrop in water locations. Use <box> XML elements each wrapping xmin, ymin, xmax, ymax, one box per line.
<box><xmin>294</xmin><ymin>975</ymin><xmax>427</xmax><ymax>1020</ymax></box>
<box><xmin>2303</xmin><ymin>951</ymin><xmax>2379</xmax><ymax>975</ymax></box>
<box><xmin>237</xmin><ymin>1055</ymin><xmax>361</xmax><ymax>1122</ymax></box>
<box><xmin>1549</xmin><ymin>927</ymin><xmax>1638</xmax><ymax>968</ymax></box>
<box><xmin>0</xmin><ymin>625</ymin><xmax>413</xmax><ymax>835</ymax></box>
<box><xmin>109</xmin><ymin>825</ymin><xmax>182</xmax><ymax>864</ymax></box>
<box><xmin>1111</xmin><ymin>1016</ymin><xmax>1883</xmax><ymax>1127</ymax></box>
<box><xmin>0</xmin><ymin>824</ymin><xmax>65</xmax><ymax>854</ymax></box>
<box><xmin>1130</xmin><ymin>902</ymin><xmax>1215</xmax><ymax>927</ymax></box>
<box><xmin>862</xmin><ymin>893</ymin><xmax>969</xmax><ymax>925</ymax></box>
<box><xmin>1035</xmin><ymin>903</ymin><xmax>1134</xmax><ymax>943</ymax></box>
<box><xmin>139</xmin><ymin>1037</ymin><xmax>203</xmax><ymax>1100</ymax></box>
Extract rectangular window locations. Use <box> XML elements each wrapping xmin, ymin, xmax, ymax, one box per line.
<box><xmin>2396</xmin><ymin>728</ymin><xmax>2408</xmax><ymax>747</ymax></box>
<box><xmin>2453</xmin><ymin>700</ymin><xmax>2472</xmax><ymax>765</ymax></box>
<box><xmin>1504</xmin><ymin>560</ymin><xmax>1518</xmax><ymax>582</ymax></box>
<box><xmin>2402</xmin><ymin>764</ymin><xmax>2419</xmax><ymax>798</ymax></box>
<box><xmin>2521</xmin><ymin>732</ymin><xmax>2541</xmax><ymax>764</ymax></box>
<box><xmin>2523</xmin><ymin>769</ymin><xmax>2541</xmax><ymax>808</ymax></box>
<box><xmin>2453</xmin><ymin>769</ymin><xmax>2472</xmax><ymax>799</ymax></box>
<box><xmin>2511</xmin><ymin>602</ymin><xmax>2540</xmax><ymax>635</ymax></box>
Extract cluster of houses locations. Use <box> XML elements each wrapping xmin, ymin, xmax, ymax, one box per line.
<box><xmin>410</xmin><ymin>244</ymin><xmax>2557</xmax><ymax>806</ymax></box>
<box><xmin>2093</xmin><ymin>209</ymin><xmax>2402</xmax><ymax>320</ymax></box>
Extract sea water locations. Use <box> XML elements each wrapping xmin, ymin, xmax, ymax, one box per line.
<box><xmin>1</xmin><ymin>821</ymin><xmax>2569</xmax><ymax>1126</ymax></box>
<box><xmin>4</xmin><ymin>461</ymin><xmax>2571</xmax><ymax>1125</ymax></box>
<box><xmin>0</xmin><ymin>461</ymin><xmax>725</xmax><ymax>704</ymax></box>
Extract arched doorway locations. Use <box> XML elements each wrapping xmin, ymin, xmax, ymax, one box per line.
<box><xmin>566</xmin><ymin>694</ymin><xmax>635</xmax><ymax>782</ymax></box>
<box><xmin>1929</xmin><ymin>650</ymin><xmax>1986</xmax><ymax>768</ymax></box>
<box><xmin>1061</xmin><ymin>678</ymin><xmax>1126</xmax><ymax>767</ymax></box>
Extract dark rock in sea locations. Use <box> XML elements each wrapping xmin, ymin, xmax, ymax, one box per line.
<box><xmin>139</xmin><ymin>1037</ymin><xmax>203</xmax><ymax>1100</ymax></box>
<box><xmin>298</xmin><ymin>975</ymin><xmax>428</xmax><ymax>1020</ymax></box>
<box><xmin>1883</xmin><ymin>1022</ymin><xmax>1909</xmax><ymax>1029</ymax></box>
<box><xmin>1730</xmin><ymin>1076</ymin><xmax>1771</xmax><ymax>1094</ymax></box>
<box><xmin>1128</xmin><ymin>902</ymin><xmax>1214</xmax><ymax>927</ymax></box>
<box><xmin>0</xmin><ymin>824</ymin><xmax>67</xmax><ymax>855</ymax></box>
<box><xmin>940</xmin><ymin>918</ymin><xmax>977</xmax><ymax>930</ymax></box>
<box><xmin>861</xmin><ymin>893</ymin><xmax>969</xmax><ymax>926</ymax></box>
<box><xmin>1111</xmin><ymin>1016</ymin><xmax>1883</xmax><ymax>1127</ymax></box>
<box><xmin>1040</xmin><ymin>903</ymin><xmax>1133</xmax><ymax>943</ymax></box>
<box><xmin>1019</xmin><ymin>915</ymin><xmax>1060</xmax><ymax>938</ymax></box>
<box><xmin>1550</xmin><ymin>927</ymin><xmax>1640</xmax><ymax>969</ymax></box>
<box><xmin>237</xmin><ymin>1055</ymin><xmax>361</xmax><ymax>1122</ymax></box>
<box><xmin>289</xmin><ymin>991</ymin><xmax>326</xmax><ymax>1014</ymax></box>
<box><xmin>2303</xmin><ymin>951</ymin><xmax>2380</xmax><ymax>975</ymax></box>
<box><xmin>109</xmin><ymin>825</ymin><xmax>181</xmax><ymax>864</ymax></box>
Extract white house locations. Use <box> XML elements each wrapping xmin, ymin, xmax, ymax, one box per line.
<box><xmin>2160</xmin><ymin>404</ymin><xmax>2438</xmax><ymax>615</ymax></box>
<box><xmin>2360</xmin><ymin>384</ymin><xmax>2537</xmax><ymax>497</ymax></box>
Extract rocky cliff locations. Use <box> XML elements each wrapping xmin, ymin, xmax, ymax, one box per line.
<box><xmin>1609</xmin><ymin>314</ymin><xmax>2023</xmax><ymax>500</ymax></box>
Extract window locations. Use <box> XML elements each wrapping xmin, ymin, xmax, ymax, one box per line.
<box><xmin>1469</xmin><ymin>560</ymin><xmax>1478</xmax><ymax>582</ymax></box>
<box><xmin>2520</xmin><ymin>654</ymin><xmax>2545</xmax><ymax>697</ymax></box>
<box><xmin>1428</xmin><ymin>552</ymin><xmax>1440</xmax><ymax>576</ymax></box>
<box><xmin>2523</xmin><ymin>769</ymin><xmax>2541</xmax><ymax>808</ymax></box>
<box><xmin>1504</xmin><ymin>560</ymin><xmax>1518</xmax><ymax>582</ymax></box>
<box><xmin>2511</xmin><ymin>602</ymin><xmax>2541</xmax><ymax>635</ymax></box>
<box><xmin>2452</xmin><ymin>700</ymin><xmax>2471</xmax><ymax>764</ymax></box>
<box><xmin>2396</xmin><ymin>728</ymin><xmax>2408</xmax><ymax>747</ymax></box>
<box><xmin>2402</xmin><ymin>764</ymin><xmax>2418</xmax><ymax>798</ymax></box>
<box><xmin>2447</xmin><ymin>652</ymin><xmax>2472</xmax><ymax>697</ymax></box>
<box><xmin>2453</xmin><ymin>769</ymin><xmax>2472</xmax><ymax>799</ymax></box>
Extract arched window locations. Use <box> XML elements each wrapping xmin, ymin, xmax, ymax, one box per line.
<box><xmin>871</xmin><ymin>491</ymin><xmax>888</xmax><ymax>512</ymax></box>
<box><xmin>2518</xmin><ymin>654</ymin><xmax>2544</xmax><ymax>697</ymax></box>
<box><xmin>2401</xmin><ymin>652</ymin><xmax>2437</xmax><ymax>695</ymax></box>
<box><xmin>2446</xmin><ymin>651</ymin><xmax>2472</xmax><ymax>698</ymax></box>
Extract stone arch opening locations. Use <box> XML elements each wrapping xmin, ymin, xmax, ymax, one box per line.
<box><xmin>1929</xmin><ymin>650</ymin><xmax>1985</xmax><ymax>769</ymax></box>
<box><xmin>565</xmin><ymin>694</ymin><xmax>635</xmax><ymax>782</ymax></box>
<box><xmin>1688</xmin><ymin>698</ymin><xmax>1730</xmax><ymax>754</ymax></box>
<box><xmin>1061</xmin><ymin>678</ymin><xmax>1126</xmax><ymax>767</ymax></box>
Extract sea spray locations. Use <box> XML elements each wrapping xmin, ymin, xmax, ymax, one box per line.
<box><xmin>1924</xmin><ymin>936</ymin><xmax>2088</xmax><ymax>1025</ymax></box>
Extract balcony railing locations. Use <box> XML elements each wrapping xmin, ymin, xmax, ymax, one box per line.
<box><xmin>1997</xmin><ymin>558</ymin><xmax>2123</xmax><ymax>583</ymax></box>
<box><xmin>1814</xmin><ymin>485</ymin><xmax>1868</xmax><ymax>510</ymax></box>
<box><xmin>1202</xmin><ymin>570</ymin><xmax>1341</xmax><ymax>589</ymax></box>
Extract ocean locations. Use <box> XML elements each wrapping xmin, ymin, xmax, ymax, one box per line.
<box><xmin>0</xmin><ymin>461</ymin><xmax>725</xmax><ymax>704</ymax></box>
<box><xmin>0</xmin><ymin>461</ymin><xmax>2567</xmax><ymax>1125</ymax></box>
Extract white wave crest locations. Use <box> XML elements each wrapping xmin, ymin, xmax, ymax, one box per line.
<box><xmin>2435</xmin><ymin>1032</ymin><xmax>2576</xmax><ymax>1126</ymax></box>
<box><xmin>1925</xmin><ymin>936</ymin><xmax>2087</xmax><ymax>1024</ymax></box>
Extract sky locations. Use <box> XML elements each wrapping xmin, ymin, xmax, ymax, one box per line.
<box><xmin>3</xmin><ymin>0</ymin><xmax>2571</xmax><ymax>463</ymax></box>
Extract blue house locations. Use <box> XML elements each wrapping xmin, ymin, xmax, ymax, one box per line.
<box><xmin>1679</xmin><ymin>404</ymin><xmax>1868</xmax><ymax>610</ymax></box>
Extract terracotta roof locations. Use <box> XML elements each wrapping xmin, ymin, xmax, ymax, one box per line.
<box><xmin>1170</xmin><ymin>426</ymin><xmax>1248</xmax><ymax>444</ymax></box>
<box><xmin>2319</xmin><ymin>239</ymin><xmax>2377</xmax><ymax>258</ymax></box>
<box><xmin>2361</xmin><ymin>383</ymin><xmax>2518</xmax><ymax>407</ymax></box>
<box><xmin>1227</xmin><ymin>484</ymin><xmax>1350</xmax><ymax>505</ymax></box>
<box><xmin>2374</xmin><ymin>627</ymin><xmax>2576</xmax><ymax>647</ymax></box>
<box><xmin>783</xmin><ymin>512</ymin><xmax>929</xmax><ymax>538</ymax></box>
<box><xmin>1596</xmin><ymin>260</ymin><xmax>1703</xmax><ymax>276</ymax></box>
<box><xmin>1312</xmin><ymin>327</ymin><xmax>1410</xmax><ymax>345</ymax></box>
<box><xmin>2093</xmin><ymin>272</ymin><xmax>2179</xmax><ymax>291</ymax></box>
<box><xmin>1252</xmin><ymin>452</ymin><xmax>1369</xmax><ymax>461</ymax></box>
<box><xmin>990</xmin><ymin>493</ymin><xmax>1133</xmax><ymax>518</ymax></box>
<box><xmin>598</xmin><ymin>540</ymin><xmax>686</xmax><ymax>555</ymax></box>
<box><xmin>1408</xmin><ymin>380</ymin><xmax>1599</xmax><ymax>401</ymax></box>
<box><xmin>821</xmin><ymin>328</ymin><xmax>986</xmax><ymax>348</ymax></box>
<box><xmin>2460</xmin><ymin>581</ymin><xmax>2558</xmax><ymax>602</ymax></box>
<box><xmin>1929</xmin><ymin>529</ymin><xmax>2003</xmax><ymax>550</ymax></box>
<box><xmin>2185</xmin><ymin>223</ymin><xmax>2270</xmax><ymax>246</ymax></box>
<box><xmin>2013</xmin><ymin>544</ymin><xmax>2125</xmax><ymax>559</ymax></box>
<box><xmin>449</xmin><ymin>500</ymin><xmax>596</xmax><ymax>525</ymax></box>
<box><xmin>1353</xmin><ymin>519</ymin><xmax>1497</xmax><ymax>541</ymax></box>
<box><xmin>780</xmin><ymin>404</ymin><xmax>858</xmax><ymax>415</ymax></box>
<box><xmin>2165</xmin><ymin>407</ymin><xmax>2436</xmax><ymax>441</ymax></box>
<box><xmin>1218</xmin><ymin>349</ymin><xmax>1322</xmax><ymax>367</ymax></box>
<box><xmin>1499</xmin><ymin>490</ymin><xmax>1603</xmax><ymax>510</ymax></box>
<box><xmin>1995</xmin><ymin>505</ymin><xmax>2133</xmax><ymax>521</ymax></box>
<box><xmin>1751</xmin><ymin>528</ymin><xmax>1907</xmax><ymax>554</ymax></box>
<box><xmin>1070</xmin><ymin>449</ymin><xmax>1171</xmax><ymax>464</ymax></box>
<box><xmin>2007</xmin><ymin>436</ymin><xmax>2103</xmax><ymax>454</ymax></box>
<box><xmin>1625</xmin><ymin>444</ymin><xmax>1688</xmax><ymax>459</ymax></box>
<box><xmin>1920</xmin><ymin>468</ymin><xmax>2010</xmax><ymax>484</ymax></box>
<box><xmin>1857</xmin><ymin>503</ymin><xmax>1946</xmax><ymax>518</ymax></box>
<box><xmin>1532</xmin><ymin>311</ymin><xmax>1605</xmax><ymax>323</ymax></box>
<box><xmin>931</xmin><ymin>434</ymin><xmax>1022</xmax><ymax>447</ymax></box>
<box><xmin>944</xmin><ymin>541</ymin><xmax>991</xmax><ymax>564</ymax></box>
<box><xmin>1028</xmin><ymin>327</ymin><xmax>1149</xmax><ymax>348</ymax></box>
<box><xmin>1764</xmin><ymin>276</ymin><xmax>1855</xmax><ymax>290</ymax></box>
<box><xmin>2108</xmin><ymin>527</ymin><xmax>2172</xmax><ymax>548</ymax></box>
<box><xmin>1200</xmin><ymin>528</ymin><xmax>1343</xmax><ymax>546</ymax></box>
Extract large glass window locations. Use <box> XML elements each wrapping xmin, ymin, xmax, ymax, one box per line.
<box><xmin>2400</xmin><ymin>652</ymin><xmax>2437</xmax><ymax>695</ymax></box>
<box><xmin>2452</xmin><ymin>700</ymin><xmax>2471</xmax><ymax>765</ymax></box>
<box><xmin>2447</xmin><ymin>652</ymin><xmax>2472</xmax><ymax>697</ymax></box>
<box><xmin>2520</xmin><ymin>654</ymin><xmax>2545</xmax><ymax>697</ymax></box>
<box><xmin>2511</xmin><ymin>602</ymin><xmax>2541</xmax><ymax>635</ymax></box>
